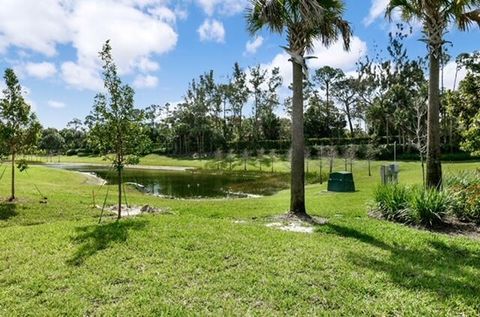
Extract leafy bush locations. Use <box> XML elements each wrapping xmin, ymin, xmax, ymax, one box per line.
<box><xmin>445</xmin><ymin>171</ymin><xmax>480</xmax><ymax>223</ymax></box>
<box><xmin>409</xmin><ymin>188</ymin><xmax>450</xmax><ymax>227</ymax></box>
<box><xmin>373</xmin><ymin>185</ymin><xmax>412</xmax><ymax>223</ymax></box>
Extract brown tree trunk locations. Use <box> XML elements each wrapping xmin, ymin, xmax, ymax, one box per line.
<box><xmin>426</xmin><ymin>51</ymin><xmax>442</xmax><ymax>189</ymax></box>
<box><xmin>118</xmin><ymin>167</ymin><xmax>123</xmax><ymax>220</ymax></box>
<box><xmin>290</xmin><ymin>61</ymin><xmax>307</xmax><ymax>217</ymax></box>
<box><xmin>10</xmin><ymin>150</ymin><xmax>15</xmax><ymax>201</ymax></box>
<box><xmin>345</xmin><ymin>104</ymin><xmax>354</xmax><ymax>137</ymax></box>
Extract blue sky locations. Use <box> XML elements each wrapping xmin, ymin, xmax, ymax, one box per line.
<box><xmin>0</xmin><ymin>0</ymin><xmax>478</xmax><ymax>129</ymax></box>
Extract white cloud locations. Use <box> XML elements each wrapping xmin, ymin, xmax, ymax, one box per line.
<box><xmin>47</xmin><ymin>100</ymin><xmax>66</xmax><ymax>109</ymax></box>
<box><xmin>262</xmin><ymin>36</ymin><xmax>368</xmax><ymax>88</ymax></box>
<box><xmin>309</xmin><ymin>37</ymin><xmax>368</xmax><ymax>70</ymax></box>
<box><xmin>24</xmin><ymin>62</ymin><xmax>57</xmax><ymax>79</ymax></box>
<box><xmin>61</xmin><ymin>61</ymin><xmax>104</xmax><ymax>91</ymax></box>
<box><xmin>67</xmin><ymin>0</ymin><xmax>177</xmax><ymax>74</ymax></box>
<box><xmin>137</xmin><ymin>57</ymin><xmax>160</xmax><ymax>72</ymax></box>
<box><xmin>148</xmin><ymin>6</ymin><xmax>177</xmax><ymax>24</ymax></box>
<box><xmin>443</xmin><ymin>61</ymin><xmax>467</xmax><ymax>91</ymax></box>
<box><xmin>133</xmin><ymin>74</ymin><xmax>159</xmax><ymax>88</ymax></box>
<box><xmin>0</xmin><ymin>0</ymin><xmax>71</xmax><ymax>56</ymax></box>
<box><xmin>195</xmin><ymin>0</ymin><xmax>248</xmax><ymax>16</ymax></box>
<box><xmin>364</xmin><ymin>0</ymin><xmax>389</xmax><ymax>26</ymax></box>
<box><xmin>198</xmin><ymin>19</ymin><xmax>225</xmax><ymax>43</ymax></box>
<box><xmin>245</xmin><ymin>36</ymin><xmax>264</xmax><ymax>55</ymax></box>
<box><xmin>0</xmin><ymin>0</ymin><xmax>179</xmax><ymax>91</ymax></box>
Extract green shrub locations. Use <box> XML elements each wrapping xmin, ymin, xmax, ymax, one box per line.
<box><xmin>409</xmin><ymin>188</ymin><xmax>450</xmax><ymax>227</ymax></box>
<box><xmin>373</xmin><ymin>185</ymin><xmax>412</xmax><ymax>223</ymax></box>
<box><xmin>445</xmin><ymin>171</ymin><xmax>480</xmax><ymax>224</ymax></box>
<box><xmin>373</xmin><ymin>185</ymin><xmax>453</xmax><ymax>228</ymax></box>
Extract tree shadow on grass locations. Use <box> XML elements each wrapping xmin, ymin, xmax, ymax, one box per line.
<box><xmin>67</xmin><ymin>219</ymin><xmax>147</xmax><ymax>266</ymax></box>
<box><xmin>0</xmin><ymin>203</ymin><xmax>17</xmax><ymax>221</ymax></box>
<box><xmin>319</xmin><ymin>223</ymin><xmax>480</xmax><ymax>307</ymax></box>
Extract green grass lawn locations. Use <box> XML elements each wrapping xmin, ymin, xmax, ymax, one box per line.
<box><xmin>0</xmin><ymin>159</ymin><xmax>479</xmax><ymax>315</ymax></box>
<box><xmin>28</xmin><ymin>153</ymin><xmax>379</xmax><ymax>173</ymax></box>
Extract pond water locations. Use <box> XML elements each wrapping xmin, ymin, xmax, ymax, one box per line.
<box><xmin>47</xmin><ymin>164</ymin><xmax>289</xmax><ymax>199</ymax></box>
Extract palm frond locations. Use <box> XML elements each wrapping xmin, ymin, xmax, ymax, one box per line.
<box><xmin>386</xmin><ymin>0</ymin><xmax>416</xmax><ymax>20</ymax></box>
<box><xmin>246</xmin><ymin>0</ymin><xmax>352</xmax><ymax>55</ymax></box>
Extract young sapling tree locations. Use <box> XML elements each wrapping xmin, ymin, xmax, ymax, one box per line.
<box><xmin>269</xmin><ymin>149</ymin><xmax>276</xmax><ymax>173</ymax></box>
<box><xmin>318</xmin><ymin>146</ymin><xmax>324</xmax><ymax>184</ymax></box>
<box><xmin>242</xmin><ymin>149</ymin><xmax>249</xmax><ymax>171</ymax></box>
<box><xmin>86</xmin><ymin>41</ymin><xmax>150</xmax><ymax>219</ymax></box>
<box><xmin>0</xmin><ymin>68</ymin><xmax>41</xmax><ymax>201</ymax></box>
<box><xmin>305</xmin><ymin>147</ymin><xmax>310</xmax><ymax>174</ymax></box>
<box><xmin>346</xmin><ymin>144</ymin><xmax>356</xmax><ymax>173</ymax></box>
<box><xmin>214</xmin><ymin>148</ymin><xmax>223</xmax><ymax>170</ymax></box>
<box><xmin>226</xmin><ymin>149</ymin><xmax>235</xmax><ymax>171</ymax></box>
<box><xmin>327</xmin><ymin>145</ymin><xmax>337</xmax><ymax>174</ymax></box>
<box><xmin>257</xmin><ymin>148</ymin><xmax>265</xmax><ymax>172</ymax></box>
<box><xmin>366</xmin><ymin>143</ymin><xmax>379</xmax><ymax>177</ymax></box>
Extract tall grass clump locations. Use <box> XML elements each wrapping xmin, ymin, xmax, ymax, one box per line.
<box><xmin>373</xmin><ymin>185</ymin><xmax>412</xmax><ymax>223</ymax></box>
<box><xmin>409</xmin><ymin>188</ymin><xmax>450</xmax><ymax>227</ymax></box>
<box><xmin>372</xmin><ymin>185</ymin><xmax>452</xmax><ymax>228</ymax></box>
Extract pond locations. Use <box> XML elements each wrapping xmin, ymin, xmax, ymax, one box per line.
<box><xmin>47</xmin><ymin>164</ymin><xmax>289</xmax><ymax>199</ymax></box>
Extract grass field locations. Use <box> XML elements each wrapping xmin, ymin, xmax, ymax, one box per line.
<box><xmin>0</xmin><ymin>158</ymin><xmax>479</xmax><ymax>316</ymax></box>
<box><xmin>27</xmin><ymin>153</ymin><xmax>373</xmax><ymax>173</ymax></box>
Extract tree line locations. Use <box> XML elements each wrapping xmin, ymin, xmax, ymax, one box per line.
<box><xmin>26</xmin><ymin>28</ymin><xmax>479</xmax><ymax>165</ymax></box>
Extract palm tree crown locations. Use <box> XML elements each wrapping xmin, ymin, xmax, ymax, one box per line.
<box><xmin>246</xmin><ymin>0</ymin><xmax>351</xmax><ymax>56</ymax></box>
<box><xmin>386</xmin><ymin>0</ymin><xmax>480</xmax><ymax>55</ymax></box>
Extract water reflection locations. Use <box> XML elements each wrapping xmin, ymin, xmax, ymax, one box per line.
<box><xmin>48</xmin><ymin>164</ymin><xmax>288</xmax><ymax>199</ymax></box>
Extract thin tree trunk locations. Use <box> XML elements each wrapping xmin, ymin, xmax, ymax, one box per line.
<box><xmin>10</xmin><ymin>150</ymin><xmax>15</xmax><ymax>201</ymax></box>
<box><xmin>290</xmin><ymin>61</ymin><xmax>307</xmax><ymax>216</ymax></box>
<box><xmin>118</xmin><ymin>167</ymin><xmax>122</xmax><ymax>220</ymax></box>
<box><xmin>345</xmin><ymin>104</ymin><xmax>354</xmax><ymax>137</ymax></box>
<box><xmin>326</xmin><ymin>82</ymin><xmax>330</xmax><ymax>116</ymax></box>
<box><xmin>420</xmin><ymin>152</ymin><xmax>426</xmax><ymax>188</ymax></box>
<box><xmin>426</xmin><ymin>51</ymin><xmax>443</xmax><ymax>189</ymax></box>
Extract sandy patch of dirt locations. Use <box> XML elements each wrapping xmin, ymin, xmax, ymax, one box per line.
<box><xmin>265</xmin><ymin>213</ymin><xmax>328</xmax><ymax>234</ymax></box>
<box><xmin>99</xmin><ymin>205</ymin><xmax>172</xmax><ymax>218</ymax></box>
<box><xmin>266</xmin><ymin>222</ymin><xmax>315</xmax><ymax>233</ymax></box>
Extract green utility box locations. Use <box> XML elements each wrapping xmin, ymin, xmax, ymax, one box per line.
<box><xmin>327</xmin><ymin>172</ymin><xmax>356</xmax><ymax>192</ymax></box>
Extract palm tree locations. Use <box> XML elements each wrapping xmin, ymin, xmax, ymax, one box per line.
<box><xmin>246</xmin><ymin>0</ymin><xmax>351</xmax><ymax>218</ymax></box>
<box><xmin>386</xmin><ymin>0</ymin><xmax>480</xmax><ymax>189</ymax></box>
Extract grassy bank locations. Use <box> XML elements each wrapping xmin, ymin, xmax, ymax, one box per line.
<box><xmin>26</xmin><ymin>153</ymin><xmax>387</xmax><ymax>173</ymax></box>
<box><xmin>0</xmin><ymin>160</ymin><xmax>479</xmax><ymax>315</ymax></box>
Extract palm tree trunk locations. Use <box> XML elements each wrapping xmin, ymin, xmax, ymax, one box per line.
<box><xmin>290</xmin><ymin>61</ymin><xmax>307</xmax><ymax>216</ymax></box>
<box><xmin>426</xmin><ymin>51</ymin><xmax>442</xmax><ymax>189</ymax></box>
<box><xmin>10</xmin><ymin>150</ymin><xmax>15</xmax><ymax>201</ymax></box>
